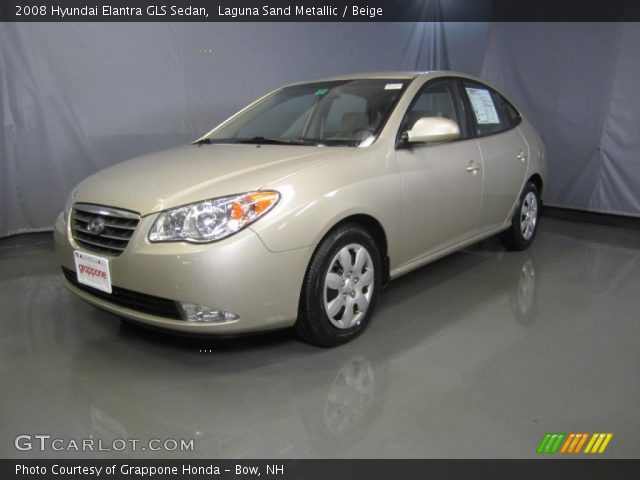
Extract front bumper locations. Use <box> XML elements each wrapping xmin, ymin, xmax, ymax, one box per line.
<box><xmin>54</xmin><ymin>212</ymin><xmax>312</xmax><ymax>334</ymax></box>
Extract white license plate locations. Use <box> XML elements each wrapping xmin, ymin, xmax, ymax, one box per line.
<box><xmin>74</xmin><ymin>250</ymin><xmax>112</xmax><ymax>294</ymax></box>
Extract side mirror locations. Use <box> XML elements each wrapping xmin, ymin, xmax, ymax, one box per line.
<box><xmin>405</xmin><ymin>117</ymin><xmax>460</xmax><ymax>144</ymax></box>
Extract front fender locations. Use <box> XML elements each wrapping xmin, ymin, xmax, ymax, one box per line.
<box><xmin>250</xmin><ymin>146</ymin><xmax>401</xmax><ymax>266</ymax></box>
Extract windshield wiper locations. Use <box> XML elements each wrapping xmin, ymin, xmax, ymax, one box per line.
<box><xmin>234</xmin><ymin>137</ymin><xmax>319</xmax><ymax>146</ymax></box>
<box><xmin>195</xmin><ymin>137</ymin><xmax>321</xmax><ymax>146</ymax></box>
<box><xmin>195</xmin><ymin>138</ymin><xmax>251</xmax><ymax>146</ymax></box>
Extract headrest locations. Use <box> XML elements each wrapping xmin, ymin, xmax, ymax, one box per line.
<box><xmin>341</xmin><ymin>112</ymin><xmax>369</xmax><ymax>132</ymax></box>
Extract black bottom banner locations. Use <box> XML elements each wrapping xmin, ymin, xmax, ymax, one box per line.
<box><xmin>4</xmin><ymin>459</ymin><xmax>640</xmax><ymax>480</ymax></box>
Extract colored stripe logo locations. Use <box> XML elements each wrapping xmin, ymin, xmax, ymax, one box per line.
<box><xmin>537</xmin><ymin>433</ymin><xmax>613</xmax><ymax>454</ymax></box>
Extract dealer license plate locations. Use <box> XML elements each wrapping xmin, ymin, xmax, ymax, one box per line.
<box><xmin>74</xmin><ymin>250</ymin><xmax>112</xmax><ymax>294</ymax></box>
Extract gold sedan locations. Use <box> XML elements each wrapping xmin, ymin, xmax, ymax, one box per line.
<box><xmin>55</xmin><ymin>71</ymin><xmax>546</xmax><ymax>346</ymax></box>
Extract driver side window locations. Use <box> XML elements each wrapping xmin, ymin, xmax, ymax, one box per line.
<box><xmin>402</xmin><ymin>79</ymin><xmax>467</xmax><ymax>140</ymax></box>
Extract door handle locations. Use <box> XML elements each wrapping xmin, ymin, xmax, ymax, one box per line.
<box><xmin>466</xmin><ymin>160</ymin><xmax>482</xmax><ymax>173</ymax></box>
<box><xmin>516</xmin><ymin>150</ymin><xmax>528</xmax><ymax>162</ymax></box>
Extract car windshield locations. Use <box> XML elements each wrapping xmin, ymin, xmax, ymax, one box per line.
<box><xmin>204</xmin><ymin>79</ymin><xmax>409</xmax><ymax>147</ymax></box>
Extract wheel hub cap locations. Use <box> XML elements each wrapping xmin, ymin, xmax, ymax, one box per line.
<box><xmin>323</xmin><ymin>243</ymin><xmax>374</xmax><ymax>329</ymax></box>
<box><xmin>520</xmin><ymin>192</ymin><xmax>538</xmax><ymax>241</ymax></box>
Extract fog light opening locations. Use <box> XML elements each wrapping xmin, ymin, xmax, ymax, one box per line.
<box><xmin>177</xmin><ymin>303</ymin><xmax>239</xmax><ymax>323</ymax></box>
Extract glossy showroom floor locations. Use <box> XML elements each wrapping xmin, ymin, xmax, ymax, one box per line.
<box><xmin>1</xmin><ymin>217</ymin><xmax>639</xmax><ymax>458</ymax></box>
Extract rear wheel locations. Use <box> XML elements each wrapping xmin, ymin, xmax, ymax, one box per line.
<box><xmin>500</xmin><ymin>181</ymin><xmax>541</xmax><ymax>251</ymax></box>
<box><xmin>295</xmin><ymin>224</ymin><xmax>382</xmax><ymax>347</ymax></box>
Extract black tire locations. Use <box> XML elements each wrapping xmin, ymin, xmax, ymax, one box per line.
<box><xmin>295</xmin><ymin>224</ymin><xmax>382</xmax><ymax>347</ymax></box>
<box><xmin>500</xmin><ymin>181</ymin><xmax>541</xmax><ymax>251</ymax></box>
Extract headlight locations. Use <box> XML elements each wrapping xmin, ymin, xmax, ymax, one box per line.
<box><xmin>63</xmin><ymin>188</ymin><xmax>76</xmax><ymax>222</ymax></box>
<box><xmin>148</xmin><ymin>191</ymin><xmax>280</xmax><ymax>243</ymax></box>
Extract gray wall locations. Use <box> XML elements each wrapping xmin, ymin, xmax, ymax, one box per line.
<box><xmin>1</xmin><ymin>22</ymin><xmax>637</xmax><ymax>237</ymax></box>
<box><xmin>480</xmin><ymin>22</ymin><xmax>640</xmax><ymax>217</ymax></box>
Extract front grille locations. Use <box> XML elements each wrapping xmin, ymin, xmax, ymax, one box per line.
<box><xmin>71</xmin><ymin>203</ymin><xmax>140</xmax><ymax>256</ymax></box>
<box><xmin>62</xmin><ymin>268</ymin><xmax>182</xmax><ymax>320</ymax></box>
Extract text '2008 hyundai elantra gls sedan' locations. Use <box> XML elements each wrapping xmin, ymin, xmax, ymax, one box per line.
<box><xmin>55</xmin><ymin>71</ymin><xmax>546</xmax><ymax>346</ymax></box>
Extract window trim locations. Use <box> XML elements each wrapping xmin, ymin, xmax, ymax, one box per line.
<box><xmin>460</xmin><ymin>79</ymin><xmax>522</xmax><ymax>139</ymax></box>
<box><xmin>395</xmin><ymin>76</ymin><xmax>475</xmax><ymax>150</ymax></box>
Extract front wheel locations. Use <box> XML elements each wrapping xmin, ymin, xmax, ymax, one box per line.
<box><xmin>295</xmin><ymin>224</ymin><xmax>382</xmax><ymax>347</ymax></box>
<box><xmin>500</xmin><ymin>181</ymin><xmax>541</xmax><ymax>251</ymax></box>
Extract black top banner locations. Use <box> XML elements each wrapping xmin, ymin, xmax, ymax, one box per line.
<box><xmin>1</xmin><ymin>0</ymin><xmax>640</xmax><ymax>22</ymax></box>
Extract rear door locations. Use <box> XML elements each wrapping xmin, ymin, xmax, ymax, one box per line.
<box><xmin>395</xmin><ymin>78</ymin><xmax>483</xmax><ymax>267</ymax></box>
<box><xmin>461</xmin><ymin>80</ymin><xmax>529</xmax><ymax>231</ymax></box>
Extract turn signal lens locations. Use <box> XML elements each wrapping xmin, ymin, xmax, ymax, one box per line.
<box><xmin>229</xmin><ymin>192</ymin><xmax>279</xmax><ymax>221</ymax></box>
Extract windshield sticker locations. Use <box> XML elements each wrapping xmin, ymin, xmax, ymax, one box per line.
<box><xmin>384</xmin><ymin>83</ymin><xmax>403</xmax><ymax>90</ymax></box>
<box><xmin>314</xmin><ymin>88</ymin><xmax>329</xmax><ymax>96</ymax></box>
<box><xmin>465</xmin><ymin>87</ymin><xmax>500</xmax><ymax>124</ymax></box>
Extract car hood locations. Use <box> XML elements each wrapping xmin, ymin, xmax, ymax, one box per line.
<box><xmin>74</xmin><ymin>144</ymin><xmax>342</xmax><ymax>215</ymax></box>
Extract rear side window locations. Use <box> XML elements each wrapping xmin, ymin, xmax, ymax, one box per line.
<box><xmin>498</xmin><ymin>94</ymin><xmax>522</xmax><ymax>128</ymax></box>
<box><xmin>462</xmin><ymin>81</ymin><xmax>520</xmax><ymax>137</ymax></box>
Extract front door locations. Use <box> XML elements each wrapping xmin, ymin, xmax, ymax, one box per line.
<box><xmin>395</xmin><ymin>78</ymin><xmax>484</xmax><ymax>267</ymax></box>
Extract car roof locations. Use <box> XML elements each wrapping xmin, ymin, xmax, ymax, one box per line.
<box><xmin>284</xmin><ymin>70</ymin><xmax>485</xmax><ymax>87</ymax></box>
<box><xmin>284</xmin><ymin>71</ymin><xmax>421</xmax><ymax>86</ymax></box>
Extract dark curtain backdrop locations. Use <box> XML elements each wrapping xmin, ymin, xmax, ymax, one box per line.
<box><xmin>480</xmin><ymin>22</ymin><xmax>640</xmax><ymax>218</ymax></box>
<box><xmin>1</xmin><ymin>21</ymin><xmax>638</xmax><ymax>237</ymax></box>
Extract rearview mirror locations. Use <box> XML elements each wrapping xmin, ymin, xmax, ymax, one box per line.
<box><xmin>406</xmin><ymin>117</ymin><xmax>460</xmax><ymax>144</ymax></box>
